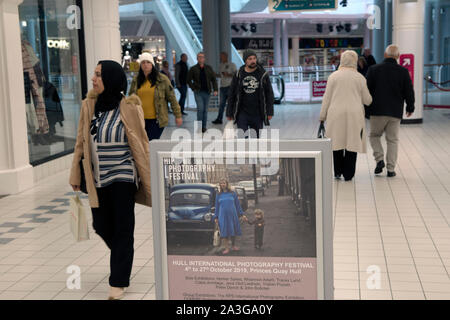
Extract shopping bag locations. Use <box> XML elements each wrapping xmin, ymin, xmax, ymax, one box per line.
<box><xmin>69</xmin><ymin>194</ymin><xmax>90</xmax><ymax>242</ymax></box>
<box><xmin>223</xmin><ymin>121</ymin><xmax>236</xmax><ymax>140</ymax></box>
<box><xmin>213</xmin><ymin>229</ymin><xmax>221</xmax><ymax>247</ymax></box>
<box><xmin>317</xmin><ymin>122</ymin><xmax>326</xmax><ymax>139</ymax></box>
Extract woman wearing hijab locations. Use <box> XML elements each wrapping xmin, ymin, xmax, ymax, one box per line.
<box><xmin>319</xmin><ymin>50</ymin><xmax>373</xmax><ymax>181</ymax></box>
<box><xmin>128</xmin><ymin>52</ymin><xmax>182</xmax><ymax>141</ymax></box>
<box><xmin>69</xmin><ymin>60</ymin><xmax>151</xmax><ymax>300</ymax></box>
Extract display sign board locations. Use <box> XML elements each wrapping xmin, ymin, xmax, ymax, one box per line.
<box><xmin>269</xmin><ymin>0</ymin><xmax>337</xmax><ymax>12</ymax></box>
<box><xmin>150</xmin><ymin>139</ymin><xmax>334</xmax><ymax>300</ymax></box>
<box><xmin>399</xmin><ymin>54</ymin><xmax>414</xmax><ymax>86</ymax></box>
<box><xmin>312</xmin><ymin>81</ymin><xmax>327</xmax><ymax>97</ymax></box>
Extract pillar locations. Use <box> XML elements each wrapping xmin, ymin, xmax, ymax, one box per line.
<box><xmin>273</xmin><ymin>19</ymin><xmax>281</xmax><ymax>67</ymax></box>
<box><xmin>291</xmin><ymin>36</ymin><xmax>299</xmax><ymax>66</ymax></box>
<box><xmin>0</xmin><ymin>0</ymin><xmax>34</xmax><ymax>195</ymax></box>
<box><xmin>218</xmin><ymin>0</ymin><xmax>231</xmax><ymax>61</ymax></box>
<box><xmin>372</xmin><ymin>0</ymin><xmax>385</xmax><ymax>64</ymax></box>
<box><xmin>82</xmin><ymin>0</ymin><xmax>121</xmax><ymax>88</ymax></box>
<box><xmin>423</xmin><ymin>0</ymin><xmax>432</xmax><ymax>64</ymax></box>
<box><xmin>393</xmin><ymin>0</ymin><xmax>425</xmax><ymax>123</ymax></box>
<box><xmin>384</xmin><ymin>0</ymin><xmax>392</xmax><ymax>48</ymax></box>
<box><xmin>201</xmin><ymin>0</ymin><xmax>220</xmax><ymax>72</ymax></box>
<box><xmin>281</xmin><ymin>19</ymin><xmax>289</xmax><ymax>66</ymax></box>
<box><xmin>432</xmin><ymin>2</ymin><xmax>441</xmax><ymax>64</ymax></box>
<box><xmin>165</xmin><ymin>37</ymin><xmax>174</xmax><ymax>70</ymax></box>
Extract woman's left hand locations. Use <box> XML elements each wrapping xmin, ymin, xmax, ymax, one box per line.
<box><xmin>175</xmin><ymin>118</ymin><xmax>183</xmax><ymax>127</ymax></box>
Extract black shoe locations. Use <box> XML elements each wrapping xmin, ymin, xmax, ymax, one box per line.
<box><xmin>202</xmin><ymin>128</ymin><xmax>207</xmax><ymax>133</ymax></box>
<box><xmin>212</xmin><ymin>119</ymin><xmax>223</xmax><ymax>124</ymax></box>
<box><xmin>334</xmin><ymin>174</ymin><xmax>342</xmax><ymax>179</ymax></box>
<box><xmin>374</xmin><ymin>160</ymin><xmax>385</xmax><ymax>174</ymax></box>
<box><xmin>387</xmin><ymin>171</ymin><xmax>396</xmax><ymax>177</ymax></box>
<box><xmin>182</xmin><ymin>111</ymin><xmax>188</xmax><ymax>115</ymax></box>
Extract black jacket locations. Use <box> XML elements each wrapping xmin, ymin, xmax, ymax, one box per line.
<box><xmin>187</xmin><ymin>64</ymin><xmax>218</xmax><ymax>93</ymax></box>
<box><xmin>175</xmin><ymin>60</ymin><xmax>188</xmax><ymax>87</ymax></box>
<box><xmin>366</xmin><ymin>58</ymin><xmax>415</xmax><ymax>119</ymax></box>
<box><xmin>226</xmin><ymin>64</ymin><xmax>274</xmax><ymax>126</ymax></box>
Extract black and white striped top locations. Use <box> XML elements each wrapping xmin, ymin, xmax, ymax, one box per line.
<box><xmin>90</xmin><ymin>107</ymin><xmax>137</xmax><ymax>188</ymax></box>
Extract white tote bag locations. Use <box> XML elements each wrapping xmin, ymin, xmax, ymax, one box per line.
<box><xmin>69</xmin><ymin>194</ymin><xmax>90</xmax><ymax>242</ymax></box>
<box><xmin>222</xmin><ymin>121</ymin><xmax>236</xmax><ymax>140</ymax></box>
<box><xmin>213</xmin><ymin>229</ymin><xmax>221</xmax><ymax>247</ymax></box>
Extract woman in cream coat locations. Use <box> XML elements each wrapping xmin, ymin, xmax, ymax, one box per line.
<box><xmin>319</xmin><ymin>50</ymin><xmax>372</xmax><ymax>181</ymax></box>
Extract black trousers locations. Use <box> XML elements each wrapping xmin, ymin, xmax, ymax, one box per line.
<box><xmin>177</xmin><ymin>85</ymin><xmax>187</xmax><ymax>113</ymax></box>
<box><xmin>254</xmin><ymin>226</ymin><xmax>264</xmax><ymax>248</ymax></box>
<box><xmin>333</xmin><ymin>149</ymin><xmax>357</xmax><ymax>181</ymax></box>
<box><xmin>145</xmin><ymin>119</ymin><xmax>165</xmax><ymax>141</ymax></box>
<box><xmin>91</xmin><ymin>182</ymin><xmax>137</xmax><ymax>287</ymax></box>
<box><xmin>236</xmin><ymin>112</ymin><xmax>263</xmax><ymax>139</ymax></box>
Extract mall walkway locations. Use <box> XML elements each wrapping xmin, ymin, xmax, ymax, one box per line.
<box><xmin>0</xmin><ymin>104</ymin><xmax>449</xmax><ymax>300</ymax></box>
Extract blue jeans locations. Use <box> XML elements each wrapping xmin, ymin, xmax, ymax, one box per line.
<box><xmin>217</xmin><ymin>86</ymin><xmax>230</xmax><ymax>121</ymax></box>
<box><xmin>194</xmin><ymin>91</ymin><xmax>211</xmax><ymax>130</ymax></box>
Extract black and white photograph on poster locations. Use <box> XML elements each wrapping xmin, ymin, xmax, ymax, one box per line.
<box><xmin>163</xmin><ymin>157</ymin><xmax>316</xmax><ymax>258</ymax></box>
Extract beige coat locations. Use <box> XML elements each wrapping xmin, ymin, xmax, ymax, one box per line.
<box><xmin>319</xmin><ymin>68</ymin><xmax>372</xmax><ymax>153</ymax></box>
<box><xmin>69</xmin><ymin>90</ymin><xmax>151</xmax><ymax>208</ymax></box>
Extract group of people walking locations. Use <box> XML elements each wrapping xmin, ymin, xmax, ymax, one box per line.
<box><xmin>68</xmin><ymin>41</ymin><xmax>414</xmax><ymax>300</ymax></box>
<box><xmin>319</xmin><ymin>44</ymin><xmax>415</xmax><ymax>181</ymax></box>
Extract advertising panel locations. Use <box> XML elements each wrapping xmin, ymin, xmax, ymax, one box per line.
<box><xmin>149</xmin><ymin>140</ymin><xmax>334</xmax><ymax>300</ymax></box>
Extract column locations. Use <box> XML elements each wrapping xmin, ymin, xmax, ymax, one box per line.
<box><xmin>432</xmin><ymin>2</ymin><xmax>441</xmax><ymax>64</ymax></box>
<box><xmin>165</xmin><ymin>37</ymin><xmax>174</xmax><ymax>71</ymax></box>
<box><xmin>281</xmin><ymin>19</ymin><xmax>289</xmax><ymax>66</ymax></box>
<box><xmin>423</xmin><ymin>1</ymin><xmax>432</xmax><ymax>64</ymax></box>
<box><xmin>384</xmin><ymin>0</ymin><xmax>392</xmax><ymax>48</ymax></box>
<box><xmin>218</xmin><ymin>0</ymin><xmax>231</xmax><ymax>60</ymax></box>
<box><xmin>0</xmin><ymin>0</ymin><xmax>34</xmax><ymax>195</ymax></box>
<box><xmin>201</xmin><ymin>0</ymin><xmax>220</xmax><ymax>72</ymax></box>
<box><xmin>393</xmin><ymin>0</ymin><xmax>425</xmax><ymax>123</ymax></box>
<box><xmin>273</xmin><ymin>19</ymin><xmax>281</xmax><ymax>67</ymax></box>
<box><xmin>291</xmin><ymin>36</ymin><xmax>299</xmax><ymax>66</ymax></box>
<box><xmin>372</xmin><ymin>0</ymin><xmax>385</xmax><ymax>64</ymax></box>
<box><xmin>82</xmin><ymin>0</ymin><xmax>121</xmax><ymax>87</ymax></box>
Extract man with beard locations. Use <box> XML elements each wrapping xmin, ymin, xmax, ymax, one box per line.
<box><xmin>226</xmin><ymin>49</ymin><xmax>274</xmax><ymax>138</ymax></box>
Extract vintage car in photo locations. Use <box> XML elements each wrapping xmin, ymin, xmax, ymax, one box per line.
<box><xmin>237</xmin><ymin>180</ymin><xmax>257</xmax><ymax>199</ymax></box>
<box><xmin>233</xmin><ymin>186</ymin><xmax>248</xmax><ymax>212</ymax></box>
<box><xmin>166</xmin><ymin>183</ymin><xmax>218</xmax><ymax>235</ymax></box>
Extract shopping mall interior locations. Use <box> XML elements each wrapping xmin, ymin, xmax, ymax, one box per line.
<box><xmin>0</xmin><ymin>0</ymin><xmax>449</xmax><ymax>301</ymax></box>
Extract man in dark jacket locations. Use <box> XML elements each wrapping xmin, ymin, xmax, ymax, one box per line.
<box><xmin>187</xmin><ymin>52</ymin><xmax>218</xmax><ymax>133</ymax></box>
<box><xmin>366</xmin><ymin>45</ymin><xmax>415</xmax><ymax>177</ymax></box>
<box><xmin>175</xmin><ymin>53</ymin><xmax>189</xmax><ymax>115</ymax></box>
<box><xmin>226</xmin><ymin>49</ymin><xmax>274</xmax><ymax>139</ymax></box>
<box><xmin>363</xmin><ymin>48</ymin><xmax>377</xmax><ymax>67</ymax></box>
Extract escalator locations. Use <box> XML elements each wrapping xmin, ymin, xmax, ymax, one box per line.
<box><xmin>176</xmin><ymin>0</ymin><xmax>203</xmax><ymax>43</ymax></box>
<box><xmin>151</xmin><ymin>0</ymin><xmax>243</xmax><ymax>66</ymax></box>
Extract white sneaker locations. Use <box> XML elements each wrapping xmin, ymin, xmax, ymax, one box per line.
<box><xmin>108</xmin><ymin>286</ymin><xmax>125</xmax><ymax>300</ymax></box>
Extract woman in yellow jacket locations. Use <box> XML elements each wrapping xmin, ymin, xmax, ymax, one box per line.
<box><xmin>129</xmin><ymin>52</ymin><xmax>182</xmax><ymax>140</ymax></box>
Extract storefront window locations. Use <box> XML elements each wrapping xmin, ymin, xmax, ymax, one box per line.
<box><xmin>19</xmin><ymin>0</ymin><xmax>84</xmax><ymax>165</ymax></box>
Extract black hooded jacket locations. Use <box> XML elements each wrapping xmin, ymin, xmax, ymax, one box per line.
<box><xmin>226</xmin><ymin>64</ymin><xmax>274</xmax><ymax>125</ymax></box>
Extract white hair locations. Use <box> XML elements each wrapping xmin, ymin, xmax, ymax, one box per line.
<box><xmin>385</xmin><ymin>45</ymin><xmax>400</xmax><ymax>58</ymax></box>
<box><xmin>339</xmin><ymin>50</ymin><xmax>358</xmax><ymax>69</ymax></box>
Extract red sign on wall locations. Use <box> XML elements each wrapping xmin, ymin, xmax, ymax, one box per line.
<box><xmin>312</xmin><ymin>81</ymin><xmax>327</xmax><ymax>97</ymax></box>
<box><xmin>399</xmin><ymin>54</ymin><xmax>414</xmax><ymax>85</ymax></box>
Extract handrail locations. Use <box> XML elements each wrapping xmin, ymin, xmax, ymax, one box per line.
<box><xmin>424</xmin><ymin>62</ymin><xmax>450</xmax><ymax>67</ymax></box>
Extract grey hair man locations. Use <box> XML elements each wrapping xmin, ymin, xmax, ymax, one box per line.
<box><xmin>366</xmin><ymin>44</ymin><xmax>415</xmax><ymax>177</ymax></box>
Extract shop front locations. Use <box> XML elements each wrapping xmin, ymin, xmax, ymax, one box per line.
<box><xmin>18</xmin><ymin>0</ymin><xmax>86</xmax><ymax>165</ymax></box>
<box><xmin>232</xmin><ymin>37</ymin><xmax>364</xmax><ymax>67</ymax></box>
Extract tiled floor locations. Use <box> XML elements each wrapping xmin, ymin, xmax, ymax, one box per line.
<box><xmin>0</xmin><ymin>104</ymin><xmax>449</xmax><ymax>300</ymax></box>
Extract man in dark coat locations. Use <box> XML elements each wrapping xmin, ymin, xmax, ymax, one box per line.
<box><xmin>226</xmin><ymin>49</ymin><xmax>274</xmax><ymax>139</ymax></box>
<box><xmin>366</xmin><ymin>45</ymin><xmax>415</xmax><ymax>177</ymax></box>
